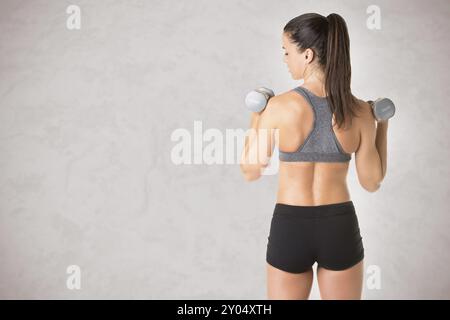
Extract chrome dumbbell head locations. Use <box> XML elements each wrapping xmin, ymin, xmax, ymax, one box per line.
<box><xmin>370</xmin><ymin>98</ymin><xmax>395</xmax><ymax>121</ymax></box>
<box><xmin>245</xmin><ymin>87</ymin><xmax>275</xmax><ymax>113</ymax></box>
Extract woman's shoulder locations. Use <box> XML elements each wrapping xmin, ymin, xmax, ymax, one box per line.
<box><xmin>271</xmin><ymin>89</ymin><xmax>306</xmax><ymax>109</ymax></box>
<box><xmin>352</xmin><ymin>96</ymin><xmax>372</xmax><ymax>119</ymax></box>
<box><xmin>262</xmin><ymin>90</ymin><xmax>306</xmax><ymax>129</ymax></box>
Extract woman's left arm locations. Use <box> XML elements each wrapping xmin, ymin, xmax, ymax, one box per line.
<box><xmin>240</xmin><ymin>97</ymin><xmax>279</xmax><ymax>181</ymax></box>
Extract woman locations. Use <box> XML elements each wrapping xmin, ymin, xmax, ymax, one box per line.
<box><xmin>240</xmin><ymin>13</ymin><xmax>389</xmax><ymax>299</ymax></box>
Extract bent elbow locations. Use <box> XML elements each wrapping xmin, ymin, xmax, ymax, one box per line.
<box><xmin>243</xmin><ymin>174</ymin><xmax>259</xmax><ymax>182</ymax></box>
<box><xmin>240</xmin><ymin>167</ymin><xmax>260</xmax><ymax>182</ymax></box>
<box><xmin>240</xmin><ymin>163</ymin><xmax>263</xmax><ymax>182</ymax></box>
<box><xmin>364</xmin><ymin>182</ymin><xmax>381</xmax><ymax>193</ymax></box>
<box><xmin>242</xmin><ymin>170</ymin><xmax>261</xmax><ymax>182</ymax></box>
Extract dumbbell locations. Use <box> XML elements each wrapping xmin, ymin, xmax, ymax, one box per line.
<box><xmin>245</xmin><ymin>87</ymin><xmax>275</xmax><ymax>113</ymax></box>
<box><xmin>367</xmin><ymin>98</ymin><xmax>395</xmax><ymax>122</ymax></box>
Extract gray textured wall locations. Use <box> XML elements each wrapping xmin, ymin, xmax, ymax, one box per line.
<box><xmin>0</xmin><ymin>0</ymin><xmax>449</xmax><ymax>299</ymax></box>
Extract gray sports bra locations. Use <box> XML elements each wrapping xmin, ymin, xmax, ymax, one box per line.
<box><xmin>278</xmin><ymin>86</ymin><xmax>352</xmax><ymax>162</ymax></box>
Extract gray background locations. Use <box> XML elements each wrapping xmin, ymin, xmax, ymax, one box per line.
<box><xmin>0</xmin><ymin>0</ymin><xmax>449</xmax><ymax>299</ymax></box>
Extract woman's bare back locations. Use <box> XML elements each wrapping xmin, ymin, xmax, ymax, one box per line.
<box><xmin>276</xmin><ymin>89</ymin><xmax>369</xmax><ymax>206</ymax></box>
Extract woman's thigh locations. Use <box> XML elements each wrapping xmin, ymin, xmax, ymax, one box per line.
<box><xmin>266</xmin><ymin>263</ymin><xmax>314</xmax><ymax>300</ymax></box>
<box><xmin>317</xmin><ymin>259</ymin><xmax>364</xmax><ymax>300</ymax></box>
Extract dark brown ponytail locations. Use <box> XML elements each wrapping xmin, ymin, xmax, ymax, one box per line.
<box><xmin>324</xmin><ymin>13</ymin><xmax>360</xmax><ymax>129</ymax></box>
<box><xmin>284</xmin><ymin>13</ymin><xmax>362</xmax><ymax>130</ymax></box>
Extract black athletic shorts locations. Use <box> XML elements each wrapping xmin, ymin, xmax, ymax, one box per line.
<box><xmin>266</xmin><ymin>200</ymin><xmax>364</xmax><ymax>273</ymax></box>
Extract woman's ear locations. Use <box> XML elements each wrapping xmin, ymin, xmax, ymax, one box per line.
<box><xmin>305</xmin><ymin>48</ymin><xmax>314</xmax><ymax>63</ymax></box>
